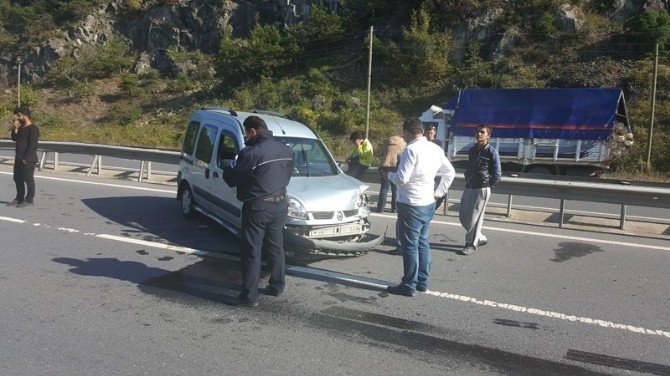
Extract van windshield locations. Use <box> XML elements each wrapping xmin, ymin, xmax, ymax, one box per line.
<box><xmin>276</xmin><ymin>137</ymin><xmax>339</xmax><ymax>177</ymax></box>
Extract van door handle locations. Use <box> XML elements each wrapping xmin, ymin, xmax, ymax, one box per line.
<box><xmin>213</xmin><ymin>171</ymin><xmax>219</xmax><ymax>178</ymax></box>
<box><xmin>205</xmin><ymin>168</ymin><xmax>210</xmax><ymax>179</ymax></box>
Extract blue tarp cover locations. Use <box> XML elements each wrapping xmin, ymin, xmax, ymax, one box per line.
<box><xmin>446</xmin><ymin>88</ymin><xmax>624</xmax><ymax>140</ymax></box>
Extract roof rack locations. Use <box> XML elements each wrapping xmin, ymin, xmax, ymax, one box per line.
<box><xmin>252</xmin><ymin>109</ymin><xmax>289</xmax><ymax>119</ymax></box>
<box><xmin>200</xmin><ymin>106</ymin><xmax>237</xmax><ymax>117</ymax></box>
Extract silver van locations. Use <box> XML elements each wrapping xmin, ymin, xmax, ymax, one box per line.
<box><xmin>177</xmin><ymin>107</ymin><xmax>384</xmax><ymax>258</ymax></box>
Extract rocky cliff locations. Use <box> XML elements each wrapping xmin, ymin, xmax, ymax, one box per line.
<box><xmin>0</xmin><ymin>0</ymin><xmax>665</xmax><ymax>87</ymax></box>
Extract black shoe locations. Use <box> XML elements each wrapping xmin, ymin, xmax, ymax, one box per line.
<box><xmin>17</xmin><ymin>201</ymin><xmax>34</xmax><ymax>208</ymax></box>
<box><xmin>386</xmin><ymin>285</ymin><xmax>415</xmax><ymax>297</ymax></box>
<box><xmin>6</xmin><ymin>199</ymin><xmax>21</xmax><ymax>206</ymax></box>
<box><xmin>262</xmin><ymin>286</ymin><xmax>283</xmax><ymax>297</ymax></box>
<box><xmin>231</xmin><ymin>297</ymin><xmax>258</xmax><ymax>307</ymax></box>
<box><xmin>477</xmin><ymin>237</ymin><xmax>488</xmax><ymax>247</ymax></box>
<box><xmin>416</xmin><ymin>286</ymin><xmax>428</xmax><ymax>293</ymax></box>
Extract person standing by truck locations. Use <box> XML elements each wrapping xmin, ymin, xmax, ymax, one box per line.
<box><xmin>459</xmin><ymin>124</ymin><xmax>501</xmax><ymax>255</ymax></box>
<box><xmin>222</xmin><ymin>115</ymin><xmax>293</xmax><ymax>307</ymax></box>
<box><xmin>8</xmin><ymin>107</ymin><xmax>39</xmax><ymax>207</ymax></box>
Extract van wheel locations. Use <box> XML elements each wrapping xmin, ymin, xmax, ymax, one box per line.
<box><xmin>181</xmin><ymin>186</ymin><xmax>197</xmax><ymax>218</ymax></box>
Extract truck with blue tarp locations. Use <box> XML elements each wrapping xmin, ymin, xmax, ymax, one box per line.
<box><xmin>419</xmin><ymin>88</ymin><xmax>633</xmax><ymax>175</ymax></box>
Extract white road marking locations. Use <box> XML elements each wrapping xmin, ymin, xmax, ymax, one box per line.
<box><xmin>0</xmin><ymin>216</ymin><xmax>26</xmax><ymax>223</ymax></box>
<box><xmin>1</xmin><ymin>213</ymin><xmax>668</xmax><ymax>340</ymax></box>
<box><xmin>58</xmin><ymin>227</ymin><xmax>80</xmax><ymax>233</ymax></box>
<box><xmin>422</xmin><ymin>289</ymin><xmax>670</xmax><ymax>339</ymax></box>
<box><xmin>371</xmin><ymin>212</ymin><xmax>670</xmax><ymax>252</ymax></box>
<box><xmin>0</xmin><ymin>171</ymin><xmax>176</xmax><ymax>194</ymax></box>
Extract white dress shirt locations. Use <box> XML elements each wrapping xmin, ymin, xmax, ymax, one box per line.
<box><xmin>388</xmin><ymin>136</ymin><xmax>455</xmax><ymax>206</ymax></box>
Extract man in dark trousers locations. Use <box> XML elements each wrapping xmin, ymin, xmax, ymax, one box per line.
<box><xmin>223</xmin><ymin>116</ymin><xmax>293</xmax><ymax>307</ymax></box>
<box><xmin>8</xmin><ymin>107</ymin><xmax>39</xmax><ymax>207</ymax></box>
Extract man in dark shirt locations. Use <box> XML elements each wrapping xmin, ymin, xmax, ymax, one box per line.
<box><xmin>223</xmin><ymin>116</ymin><xmax>293</xmax><ymax>307</ymax></box>
<box><xmin>8</xmin><ymin>107</ymin><xmax>39</xmax><ymax>207</ymax></box>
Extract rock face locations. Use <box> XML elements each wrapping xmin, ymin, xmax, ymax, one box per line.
<box><xmin>554</xmin><ymin>4</ymin><xmax>584</xmax><ymax>33</ymax></box>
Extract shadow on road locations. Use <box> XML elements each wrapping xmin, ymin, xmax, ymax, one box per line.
<box><xmin>53</xmin><ymin>256</ymin><xmax>244</xmax><ymax>305</ymax></box>
<box><xmin>81</xmin><ymin>196</ymin><xmax>240</xmax><ymax>254</ymax></box>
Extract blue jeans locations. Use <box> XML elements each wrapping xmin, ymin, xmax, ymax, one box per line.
<box><xmin>376</xmin><ymin>174</ymin><xmax>397</xmax><ymax>212</ymax></box>
<box><xmin>397</xmin><ymin>202</ymin><xmax>436</xmax><ymax>292</ymax></box>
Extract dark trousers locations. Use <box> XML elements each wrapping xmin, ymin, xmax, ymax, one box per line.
<box><xmin>346</xmin><ymin>161</ymin><xmax>369</xmax><ymax>180</ymax></box>
<box><xmin>376</xmin><ymin>174</ymin><xmax>397</xmax><ymax>212</ymax></box>
<box><xmin>13</xmin><ymin>162</ymin><xmax>36</xmax><ymax>202</ymax></box>
<box><xmin>239</xmin><ymin>199</ymin><xmax>289</xmax><ymax>302</ymax></box>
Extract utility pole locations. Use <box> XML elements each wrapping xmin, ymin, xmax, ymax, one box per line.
<box><xmin>646</xmin><ymin>43</ymin><xmax>659</xmax><ymax>171</ymax></box>
<box><xmin>17</xmin><ymin>59</ymin><xmax>22</xmax><ymax>107</ymax></box>
<box><xmin>365</xmin><ymin>26</ymin><xmax>373</xmax><ymax>140</ymax></box>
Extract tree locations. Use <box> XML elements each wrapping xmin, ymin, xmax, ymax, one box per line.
<box><xmin>626</xmin><ymin>9</ymin><xmax>670</xmax><ymax>55</ymax></box>
<box><xmin>215</xmin><ymin>26</ymin><xmax>300</xmax><ymax>89</ymax></box>
<box><xmin>389</xmin><ymin>8</ymin><xmax>451</xmax><ymax>87</ymax></box>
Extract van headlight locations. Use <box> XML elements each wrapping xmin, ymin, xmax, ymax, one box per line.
<box><xmin>287</xmin><ymin>196</ymin><xmax>309</xmax><ymax>219</ymax></box>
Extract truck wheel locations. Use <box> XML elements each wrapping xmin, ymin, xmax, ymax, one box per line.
<box><xmin>180</xmin><ymin>185</ymin><xmax>197</xmax><ymax>218</ymax></box>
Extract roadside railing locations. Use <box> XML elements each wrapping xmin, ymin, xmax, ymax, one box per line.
<box><xmin>1</xmin><ymin>140</ymin><xmax>668</xmax><ymax>230</ymax></box>
<box><xmin>0</xmin><ymin>140</ymin><xmax>180</xmax><ymax>182</ymax></box>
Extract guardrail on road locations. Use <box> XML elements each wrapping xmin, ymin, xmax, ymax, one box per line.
<box><xmin>1</xmin><ymin>139</ymin><xmax>668</xmax><ymax>229</ymax></box>
<box><xmin>0</xmin><ymin>140</ymin><xmax>180</xmax><ymax>182</ymax></box>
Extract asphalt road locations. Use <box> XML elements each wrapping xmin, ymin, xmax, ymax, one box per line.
<box><xmin>0</xmin><ymin>168</ymin><xmax>669</xmax><ymax>375</ymax></box>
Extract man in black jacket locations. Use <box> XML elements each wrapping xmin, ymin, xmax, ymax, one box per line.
<box><xmin>458</xmin><ymin>124</ymin><xmax>501</xmax><ymax>255</ymax></box>
<box><xmin>8</xmin><ymin>107</ymin><xmax>39</xmax><ymax>207</ymax></box>
<box><xmin>223</xmin><ymin>116</ymin><xmax>293</xmax><ymax>307</ymax></box>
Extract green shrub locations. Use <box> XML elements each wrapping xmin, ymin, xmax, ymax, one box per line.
<box><xmin>107</xmin><ymin>103</ymin><xmax>142</xmax><ymax>126</ymax></box>
<box><xmin>119</xmin><ymin>72</ymin><xmax>140</xmax><ymax>96</ymax></box>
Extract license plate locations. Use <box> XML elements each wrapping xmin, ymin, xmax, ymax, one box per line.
<box><xmin>309</xmin><ymin>223</ymin><xmax>362</xmax><ymax>238</ymax></box>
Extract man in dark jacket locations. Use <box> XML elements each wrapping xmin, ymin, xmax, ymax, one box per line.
<box><xmin>223</xmin><ymin>116</ymin><xmax>293</xmax><ymax>307</ymax></box>
<box><xmin>458</xmin><ymin>124</ymin><xmax>501</xmax><ymax>255</ymax></box>
<box><xmin>8</xmin><ymin>107</ymin><xmax>39</xmax><ymax>207</ymax></box>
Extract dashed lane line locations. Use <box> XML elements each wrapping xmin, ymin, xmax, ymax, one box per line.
<box><xmin>1</xmin><ymin>214</ymin><xmax>669</xmax><ymax>341</ymax></box>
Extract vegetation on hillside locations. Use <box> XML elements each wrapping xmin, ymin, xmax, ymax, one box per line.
<box><xmin>1</xmin><ymin>0</ymin><xmax>669</xmax><ymax>177</ymax></box>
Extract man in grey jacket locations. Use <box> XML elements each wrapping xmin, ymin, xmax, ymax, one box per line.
<box><xmin>459</xmin><ymin>124</ymin><xmax>501</xmax><ymax>255</ymax></box>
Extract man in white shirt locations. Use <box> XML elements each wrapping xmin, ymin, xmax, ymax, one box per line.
<box><xmin>383</xmin><ymin>118</ymin><xmax>455</xmax><ymax>297</ymax></box>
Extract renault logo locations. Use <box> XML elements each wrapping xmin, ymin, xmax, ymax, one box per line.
<box><xmin>337</xmin><ymin>211</ymin><xmax>343</xmax><ymax>221</ymax></box>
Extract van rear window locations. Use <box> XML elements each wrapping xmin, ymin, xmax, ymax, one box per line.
<box><xmin>182</xmin><ymin>121</ymin><xmax>200</xmax><ymax>155</ymax></box>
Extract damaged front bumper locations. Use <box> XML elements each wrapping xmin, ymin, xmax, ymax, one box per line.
<box><xmin>283</xmin><ymin>229</ymin><xmax>386</xmax><ymax>258</ymax></box>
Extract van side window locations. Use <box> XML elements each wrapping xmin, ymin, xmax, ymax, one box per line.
<box><xmin>216</xmin><ymin>132</ymin><xmax>238</xmax><ymax>168</ymax></box>
<box><xmin>195</xmin><ymin>124</ymin><xmax>218</xmax><ymax>163</ymax></box>
<box><xmin>182</xmin><ymin>121</ymin><xmax>200</xmax><ymax>155</ymax></box>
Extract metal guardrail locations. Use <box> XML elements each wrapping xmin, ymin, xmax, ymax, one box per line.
<box><xmin>0</xmin><ymin>139</ymin><xmax>180</xmax><ymax>182</ymax></box>
<box><xmin>1</xmin><ymin>139</ymin><xmax>668</xmax><ymax>229</ymax></box>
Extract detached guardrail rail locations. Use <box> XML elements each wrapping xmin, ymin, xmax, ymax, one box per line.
<box><xmin>1</xmin><ymin>139</ymin><xmax>668</xmax><ymax>230</ymax></box>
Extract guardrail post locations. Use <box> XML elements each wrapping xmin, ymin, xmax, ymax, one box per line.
<box><xmin>97</xmin><ymin>155</ymin><xmax>102</xmax><ymax>175</ymax></box>
<box><xmin>620</xmin><ymin>205</ymin><xmax>626</xmax><ymax>230</ymax></box>
<box><xmin>559</xmin><ymin>199</ymin><xmax>566</xmax><ymax>228</ymax></box>
<box><xmin>506</xmin><ymin>195</ymin><xmax>513</xmax><ymax>217</ymax></box>
<box><xmin>39</xmin><ymin>152</ymin><xmax>47</xmax><ymax>171</ymax></box>
<box><xmin>138</xmin><ymin>161</ymin><xmax>145</xmax><ymax>182</ymax></box>
<box><xmin>87</xmin><ymin>155</ymin><xmax>100</xmax><ymax>177</ymax></box>
<box><xmin>54</xmin><ymin>152</ymin><xmax>59</xmax><ymax>171</ymax></box>
<box><xmin>146</xmin><ymin>161</ymin><xmax>152</xmax><ymax>181</ymax></box>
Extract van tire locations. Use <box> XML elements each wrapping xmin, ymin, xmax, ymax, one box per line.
<box><xmin>180</xmin><ymin>185</ymin><xmax>197</xmax><ymax>218</ymax></box>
